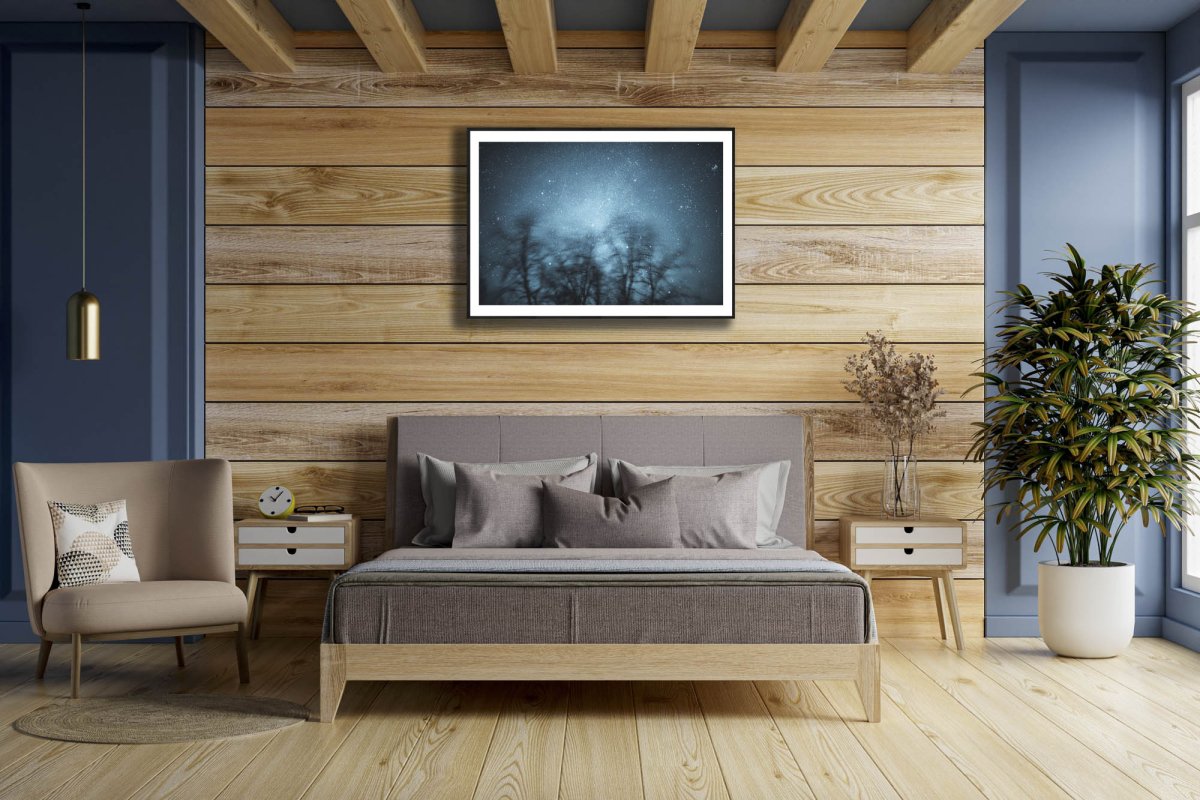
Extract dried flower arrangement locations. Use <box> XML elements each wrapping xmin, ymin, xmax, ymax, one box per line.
<box><xmin>843</xmin><ymin>332</ymin><xmax>946</xmax><ymax>458</ymax></box>
<box><xmin>844</xmin><ymin>332</ymin><xmax>946</xmax><ymax>517</ymax></box>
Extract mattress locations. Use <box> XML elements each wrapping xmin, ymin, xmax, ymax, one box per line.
<box><xmin>324</xmin><ymin>548</ymin><xmax>874</xmax><ymax>645</ymax></box>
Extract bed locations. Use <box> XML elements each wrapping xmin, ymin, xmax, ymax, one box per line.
<box><xmin>319</xmin><ymin>416</ymin><xmax>879</xmax><ymax>722</ymax></box>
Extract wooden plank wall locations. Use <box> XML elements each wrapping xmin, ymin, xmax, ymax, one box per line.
<box><xmin>203</xmin><ymin>39</ymin><xmax>986</xmax><ymax>637</ymax></box>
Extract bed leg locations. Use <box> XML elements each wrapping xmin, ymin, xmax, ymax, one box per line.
<box><xmin>320</xmin><ymin>644</ymin><xmax>346</xmax><ymax>723</ymax></box>
<box><xmin>857</xmin><ymin>644</ymin><xmax>881</xmax><ymax>723</ymax></box>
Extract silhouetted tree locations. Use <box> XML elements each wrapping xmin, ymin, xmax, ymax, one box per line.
<box><xmin>480</xmin><ymin>212</ymin><xmax>706</xmax><ymax>306</ymax></box>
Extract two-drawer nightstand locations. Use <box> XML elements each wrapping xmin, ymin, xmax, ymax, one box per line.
<box><xmin>840</xmin><ymin>516</ymin><xmax>967</xmax><ymax>650</ymax></box>
<box><xmin>235</xmin><ymin>516</ymin><xmax>360</xmax><ymax>639</ymax></box>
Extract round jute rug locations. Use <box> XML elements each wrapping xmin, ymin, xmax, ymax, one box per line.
<box><xmin>13</xmin><ymin>694</ymin><xmax>310</xmax><ymax>743</ymax></box>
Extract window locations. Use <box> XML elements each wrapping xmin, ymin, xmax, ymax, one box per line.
<box><xmin>1184</xmin><ymin>75</ymin><xmax>1200</xmax><ymax>591</ymax></box>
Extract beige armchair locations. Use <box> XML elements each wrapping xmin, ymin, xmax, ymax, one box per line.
<box><xmin>12</xmin><ymin>459</ymin><xmax>249</xmax><ymax>697</ymax></box>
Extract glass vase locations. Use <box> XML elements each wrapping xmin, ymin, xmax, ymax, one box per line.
<box><xmin>882</xmin><ymin>455</ymin><xmax>920</xmax><ymax>518</ymax></box>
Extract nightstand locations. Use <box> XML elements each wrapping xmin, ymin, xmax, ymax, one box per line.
<box><xmin>840</xmin><ymin>516</ymin><xmax>967</xmax><ymax>650</ymax></box>
<box><xmin>235</xmin><ymin>516</ymin><xmax>360</xmax><ymax>639</ymax></box>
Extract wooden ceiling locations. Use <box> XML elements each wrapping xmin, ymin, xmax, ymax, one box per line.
<box><xmin>182</xmin><ymin>0</ymin><xmax>1024</xmax><ymax>74</ymax></box>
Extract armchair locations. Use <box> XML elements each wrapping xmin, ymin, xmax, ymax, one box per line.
<box><xmin>12</xmin><ymin>459</ymin><xmax>249</xmax><ymax>697</ymax></box>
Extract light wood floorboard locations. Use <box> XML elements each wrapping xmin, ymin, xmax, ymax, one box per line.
<box><xmin>0</xmin><ymin>638</ymin><xmax>1197</xmax><ymax>799</ymax></box>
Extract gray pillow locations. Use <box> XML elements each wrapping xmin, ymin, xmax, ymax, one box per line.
<box><xmin>543</xmin><ymin>478</ymin><xmax>682</xmax><ymax>549</ymax></box>
<box><xmin>414</xmin><ymin>451</ymin><xmax>598</xmax><ymax>546</ymax></box>
<box><xmin>452</xmin><ymin>461</ymin><xmax>598</xmax><ymax>548</ymax></box>
<box><xmin>617</xmin><ymin>462</ymin><xmax>760</xmax><ymax>549</ymax></box>
<box><xmin>609</xmin><ymin>458</ymin><xmax>792</xmax><ymax>548</ymax></box>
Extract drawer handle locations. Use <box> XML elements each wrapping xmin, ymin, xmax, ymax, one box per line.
<box><xmin>286</xmin><ymin>547</ymin><xmax>297</xmax><ymax>555</ymax></box>
<box><xmin>903</xmin><ymin>548</ymin><xmax>914</xmax><ymax>555</ymax></box>
<box><xmin>903</xmin><ymin>526</ymin><xmax>914</xmax><ymax>534</ymax></box>
<box><xmin>287</xmin><ymin>526</ymin><xmax>297</xmax><ymax>534</ymax></box>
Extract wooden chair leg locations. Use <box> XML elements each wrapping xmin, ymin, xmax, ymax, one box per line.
<box><xmin>70</xmin><ymin>634</ymin><xmax>82</xmax><ymax>699</ymax></box>
<box><xmin>252</xmin><ymin>576</ymin><xmax>268</xmax><ymax>640</ymax></box>
<box><xmin>36</xmin><ymin>639</ymin><xmax>52</xmax><ymax>680</ymax></box>
<box><xmin>175</xmin><ymin>636</ymin><xmax>187</xmax><ymax>669</ymax></box>
<box><xmin>235</xmin><ymin>623</ymin><xmax>250</xmax><ymax>684</ymax></box>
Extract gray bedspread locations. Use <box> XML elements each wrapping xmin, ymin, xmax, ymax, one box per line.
<box><xmin>324</xmin><ymin>547</ymin><xmax>875</xmax><ymax>645</ymax></box>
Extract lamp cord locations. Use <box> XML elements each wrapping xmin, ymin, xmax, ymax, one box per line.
<box><xmin>80</xmin><ymin>3</ymin><xmax>86</xmax><ymax>291</ymax></box>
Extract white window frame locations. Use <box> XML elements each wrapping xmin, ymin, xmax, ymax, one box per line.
<box><xmin>1183</xmin><ymin>74</ymin><xmax>1200</xmax><ymax>592</ymax></box>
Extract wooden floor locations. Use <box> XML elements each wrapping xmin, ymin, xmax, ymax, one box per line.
<box><xmin>0</xmin><ymin>637</ymin><xmax>1199</xmax><ymax>799</ymax></box>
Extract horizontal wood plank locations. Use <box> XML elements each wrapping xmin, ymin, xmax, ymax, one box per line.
<box><xmin>736</xmin><ymin>225</ymin><xmax>983</xmax><ymax>284</ymax></box>
<box><xmin>872</xmin><ymin>577</ymin><xmax>982</xmax><ymax>637</ymax></box>
<box><xmin>737</xmin><ymin>166</ymin><xmax>982</xmax><ymax>225</ymax></box>
<box><xmin>207</xmin><ymin>343</ymin><xmax>984</xmax><ymax>402</ymax></box>
<box><xmin>205</xmin><ymin>48</ymin><xmax>982</xmax><ymax>108</ymax></box>
<box><xmin>814</xmin><ymin>461</ymin><xmax>982</xmax><ymax>520</ymax></box>
<box><xmin>350</xmin><ymin>518</ymin><xmax>984</xmax><ymax>576</ymax></box>
<box><xmin>205</xmin><ymin>284</ymin><xmax>983</xmax><ymax>343</ymax></box>
<box><xmin>206</xmin><ymin>107</ymin><xmax>983</xmax><ymax>167</ymax></box>
<box><xmin>229</xmin><ymin>459</ymin><xmax>981</xmax><ymax>520</ymax></box>
<box><xmin>206</xmin><ymin>166</ymin><xmax>981</xmax><ymax>225</ymax></box>
<box><xmin>205</xmin><ymin>401</ymin><xmax>981</xmax><ymax>462</ymax></box>
<box><xmin>204</xmin><ymin>224</ymin><xmax>985</xmax><ymax>285</ymax></box>
<box><xmin>206</xmin><ymin>29</ymin><xmax>910</xmax><ymax>50</ymax></box>
<box><xmin>205</xmin><ymin>167</ymin><xmax>464</xmax><ymax>225</ymax></box>
<box><xmin>206</xmin><ymin>225</ymin><xmax>462</xmax><ymax>284</ymax></box>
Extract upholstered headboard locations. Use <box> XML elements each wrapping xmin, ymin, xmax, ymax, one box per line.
<box><xmin>386</xmin><ymin>416</ymin><xmax>814</xmax><ymax>549</ymax></box>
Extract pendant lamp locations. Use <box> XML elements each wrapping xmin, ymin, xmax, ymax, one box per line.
<box><xmin>67</xmin><ymin>2</ymin><xmax>98</xmax><ymax>361</ymax></box>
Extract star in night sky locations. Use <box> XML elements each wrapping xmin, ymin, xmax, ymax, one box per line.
<box><xmin>476</xmin><ymin>140</ymin><xmax>726</xmax><ymax>306</ymax></box>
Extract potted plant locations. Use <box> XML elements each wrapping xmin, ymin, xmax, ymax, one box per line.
<box><xmin>844</xmin><ymin>332</ymin><xmax>945</xmax><ymax>518</ymax></box>
<box><xmin>970</xmin><ymin>246</ymin><xmax>1200</xmax><ymax>657</ymax></box>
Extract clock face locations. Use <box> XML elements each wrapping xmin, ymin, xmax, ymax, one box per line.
<box><xmin>258</xmin><ymin>485</ymin><xmax>295</xmax><ymax>519</ymax></box>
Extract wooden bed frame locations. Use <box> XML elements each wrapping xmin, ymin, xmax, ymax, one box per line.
<box><xmin>319</xmin><ymin>415</ymin><xmax>881</xmax><ymax>723</ymax></box>
<box><xmin>320</xmin><ymin>642</ymin><xmax>879</xmax><ymax>722</ymax></box>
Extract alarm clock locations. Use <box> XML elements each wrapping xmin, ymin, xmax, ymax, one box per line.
<box><xmin>258</xmin><ymin>485</ymin><xmax>295</xmax><ymax>519</ymax></box>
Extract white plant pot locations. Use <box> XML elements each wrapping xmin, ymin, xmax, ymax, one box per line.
<box><xmin>1037</xmin><ymin>561</ymin><xmax>1135</xmax><ymax>658</ymax></box>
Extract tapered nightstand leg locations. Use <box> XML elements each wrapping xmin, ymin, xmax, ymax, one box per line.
<box><xmin>941</xmin><ymin>570</ymin><xmax>965</xmax><ymax>651</ymax></box>
<box><xmin>932</xmin><ymin>576</ymin><xmax>947</xmax><ymax>640</ymax></box>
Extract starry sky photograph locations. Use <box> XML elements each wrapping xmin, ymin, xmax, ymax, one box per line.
<box><xmin>475</xmin><ymin>137</ymin><xmax>727</xmax><ymax>308</ymax></box>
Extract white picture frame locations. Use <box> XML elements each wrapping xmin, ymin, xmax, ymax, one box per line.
<box><xmin>468</xmin><ymin>128</ymin><xmax>735</xmax><ymax>318</ymax></box>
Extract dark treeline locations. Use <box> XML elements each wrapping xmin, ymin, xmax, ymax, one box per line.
<box><xmin>479</xmin><ymin>214</ymin><xmax>714</xmax><ymax>306</ymax></box>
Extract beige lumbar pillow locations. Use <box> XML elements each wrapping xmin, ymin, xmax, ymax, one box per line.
<box><xmin>48</xmin><ymin>500</ymin><xmax>141</xmax><ymax>588</ymax></box>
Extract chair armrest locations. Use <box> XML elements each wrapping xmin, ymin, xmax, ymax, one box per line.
<box><xmin>167</xmin><ymin>459</ymin><xmax>235</xmax><ymax>583</ymax></box>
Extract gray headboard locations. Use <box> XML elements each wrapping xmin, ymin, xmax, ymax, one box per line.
<box><xmin>386</xmin><ymin>415</ymin><xmax>814</xmax><ymax>549</ymax></box>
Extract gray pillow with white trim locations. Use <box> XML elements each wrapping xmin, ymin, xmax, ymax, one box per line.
<box><xmin>611</xmin><ymin>458</ymin><xmax>792</xmax><ymax>548</ymax></box>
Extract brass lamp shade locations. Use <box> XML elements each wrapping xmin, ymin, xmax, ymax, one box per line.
<box><xmin>67</xmin><ymin>289</ymin><xmax>100</xmax><ymax>360</ymax></box>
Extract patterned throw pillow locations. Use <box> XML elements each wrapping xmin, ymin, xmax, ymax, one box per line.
<box><xmin>47</xmin><ymin>500</ymin><xmax>141</xmax><ymax>588</ymax></box>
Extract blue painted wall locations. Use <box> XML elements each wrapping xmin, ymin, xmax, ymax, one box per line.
<box><xmin>0</xmin><ymin>23</ymin><xmax>204</xmax><ymax>641</ymax></box>
<box><xmin>1163</xmin><ymin>9</ymin><xmax>1200</xmax><ymax>650</ymax></box>
<box><xmin>984</xmin><ymin>32</ymin><xmax>1166</xmax><ymax>636</ymax></box>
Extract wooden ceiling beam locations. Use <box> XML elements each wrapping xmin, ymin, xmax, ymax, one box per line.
<box><xmin>645</xmin><ymin>0</ymin><xmax>708</xmax><ymax>73</ymax></box>
<box><xmin>776</xmin><ymin>0</ymin><xmax>870</xmax><ymax>72</ymax></box>
<box><xmin>494</xmin><ymin>0</ymin><xmax>558</xmax><ymax>73</ymax></box>
<box><xmin>907</xmin><ymin>0</ymin><xmax>1024</xmax><ymax>72</ymax></box>
<box><xmin>177</xmin><ymin>0</ymin><xmax>295</xmax><ymax>72</ymax></box>
<box><xmin>334</xmin><ymin>0</ymin><xmax>427</xmax><ymax>73</ymax></box>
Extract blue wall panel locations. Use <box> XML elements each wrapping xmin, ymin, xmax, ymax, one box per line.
<box><xmin>985</xmin><ymin>32</ymin><xmax>1166</xmax><ymax>636</ymax></box>
<box><xmin>1163</xmin><ymin>9</ymin><xmax>1200</xmax><ymax>650</ymax></box>
<box><xmin>0</xmin><ymin>23</ymin><xmax>204</xmax><ymax>641</ymax></box>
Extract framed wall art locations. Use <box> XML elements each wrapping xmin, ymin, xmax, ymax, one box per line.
<box><xmin>469</xmin><ymin>128</ymin><xmax>734</xmax><ymax>318</ymax></box>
